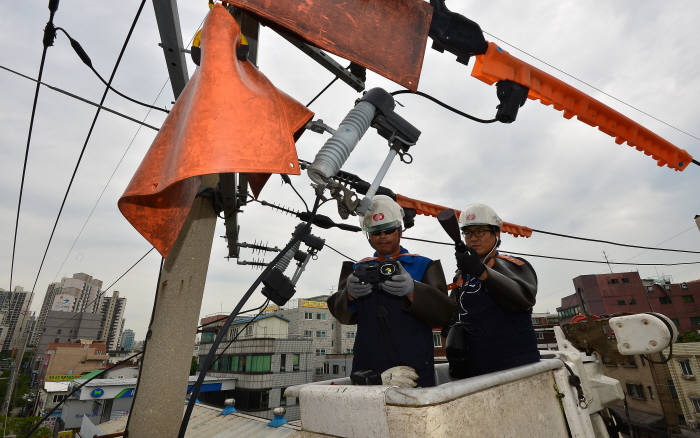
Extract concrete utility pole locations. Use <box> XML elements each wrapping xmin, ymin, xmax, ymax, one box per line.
<box><xmin>127</xmin><ymin>2</ymin><xmax>259</xmax><ymax>436</ymax></box>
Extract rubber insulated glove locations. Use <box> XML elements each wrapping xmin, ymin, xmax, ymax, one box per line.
<box><xmin>455</xmin><ymin>246</ymin><xmax>486</xmax><ymax>278</ymax></box>
<box><xmin>381</xmin><ymin>366</ymin><xmax>419</xmax><ymax>388</ymax></box>
<box><xmin>347</xmin><ymin>273</ymin><xmax>372</xmax><ymax>299</ymax></box>
<box><xmin>381</xmin><ymin>262</ymin><xmax>414</xmax><ymax>297</ymax></box>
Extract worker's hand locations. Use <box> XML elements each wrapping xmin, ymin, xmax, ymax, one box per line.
<box><xmin>381</xmin><ymin>262</ymin><xmax>414</xmax><ymax>297</ymax></box>
<box><xmin>381</xmin><ymin>366</ymin><xmax>418</xmax><ymax>388</ymax></box>
<box><xmin>455</xmin><ymin>246</ymin><xmax>486</xmax><ymax>278</ymax></box>
<box><xmin>347</xmin><ymin>274</ymin><xmax>372</xmax><ymax>299</ymax></box>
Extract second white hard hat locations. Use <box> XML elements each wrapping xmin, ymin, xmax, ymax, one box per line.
<box><xmin>359</xmin><ymin>195</ymin><xmax>404</xmax><ymax>233</ymax></box>
<box><xmin>458</xmin><ymin>203</ymin><xmax>503</xmax><ymax>230</ymax></box>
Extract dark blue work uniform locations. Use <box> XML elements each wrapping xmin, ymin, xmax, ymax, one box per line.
<box><xmin>350</xmin><ymin>247</ymin><xmax>436</xmax><ymax>387</ymax></box>
<box><xmin>454</xmin><ymin>257</ymin><xmax>540</xmax><ymax>377</ymax></box>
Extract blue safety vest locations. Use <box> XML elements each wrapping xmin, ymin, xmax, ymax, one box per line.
<box><xmin>351</xmin><ymin>247</ymin><xmax>436</xmax><ymax>387</ymax></box>
<box><xmin>455</xmin><ymin>270</ymin><xmax>540</xmax><ymax>377</ymax></box>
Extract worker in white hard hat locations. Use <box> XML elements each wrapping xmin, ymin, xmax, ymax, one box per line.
<box><xmin>327</xmin><ymin>195</ymin><xmax>456</xmax><ymax>388</ymax></box>
<box><xmin>445</xmin><ymin>203</ymin><xmax>539</xmax><ymax>379</ymax></box>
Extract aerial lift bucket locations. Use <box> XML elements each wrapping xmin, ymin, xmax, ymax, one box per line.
<box><xmin>118</xmin><ymin>5</ymin><xmax>313</xmax><ymax>257</ymax></box>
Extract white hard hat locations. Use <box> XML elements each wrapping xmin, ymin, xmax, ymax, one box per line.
<box><xmin>458</xmin><ymin>203</ymin><xmax>503</xmax><ymax>230</ymax></box>
<box><xmin>359</xmin><ymin>195</ymin><xmax>404</xmax><ymax>233</ymax></box>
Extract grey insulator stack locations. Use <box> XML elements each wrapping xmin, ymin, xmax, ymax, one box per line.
<box><xmin>274</xmin><ymin>241</ymin><xmax>300</xmax><ymax>273</ymax></box>
<box><xmin>308</xmin><ymin>101</ymin><xmax>376</xmax><ymax>184</ymax></box>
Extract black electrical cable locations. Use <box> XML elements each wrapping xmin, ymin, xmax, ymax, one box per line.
<box><xmin>10</xmin><ymin>0</ymin><xmax>60</xmax><ymax>293</ymax></box>
<box><xmin>400</xmin><ymin>236</ymin><xmax>700</xmax><ymax>266</ymax></box>
<box><xmin>323</xmin><ymin>242</ymin><xmax>357</xmax><ymax>263</ymax></box>
<box><xmin>22</xmin><ymin>350</ymin><xmax>144</xmax><ymax>438</ymax></box>
<box><xmin>209</xmin><ymin>299</ymin><xmax>270</xmax><ymax>368</ymax></box>
<box><xmin>55</xmin><ymin>27</ymin><xmax>169</xmax><ymax>114</ymax></box>
<box><xmin>390</xmin><ymin>90</ymin><xmax>497</xmax><ymax>124</ymax></box>
<box><xmin>306</xmin><ymin>76</ymin><xmax>339</xmax><ymax>107</ymax></box>
<box><xmin>197</xmin><ymin>302</ymin><xmax>272</xmax><ymax>330</ymax></box>
<box><xmin>30</xmin><ymin>0</ymin><xmax>147</xmax><ymax>295</ymax></box>
<box><xmin>179</xmin><ymin>195</ymin><xmax>323</xmax><ymax>437</ymax></box>
<box><xmin>530</xmin><ymin>228</ymin><xmax>700</xmax><ymax>254</ymax></box>
<box><xmin>693</xmin><ymin>159</ymin><xmax>700</xmax><ymax>167</ymax></box>
<box><xmin>0</xmin><ymin>64</ymin><xmax>161</xmax><ymax>131</ymax></box>
<box><xmin>280</xmin><ymin>174</ymin><xmax>310</xmax><ymax>213</ymax></box>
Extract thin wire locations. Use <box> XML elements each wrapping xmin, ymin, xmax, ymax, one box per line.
<box><xmin>280</xmin><ymin>175</ymin><xmax>310</xmax><ymax>213</ymax></box>
<box><xmin>693</xmin><ymin>159</ymin><xmax>700</xmax><ymax>166</ymax></box>
<box><xmin>22</xmin><ymin>350</ymin><xmax>144</xmax><ymax>438</ymax></box>
<box><xmin>197</xmin><ymin>303</ymin><xmax>273</xmax><ymax>330</ymax></box>
<box><xmin>323</xmin><ymin>243</ymin><xmax>357</xmax><ymax>263</ymax></box>
<box><xmin>390</xmin><ymin>90</ymin><xmax>497</xmax><ymax>123</ymax></box>
<box><xmin>55</xmin><ymin>27</ymin><xmax>170</xmax><ymax>114</ymax></box>
<box><xmin>482</xmin><ymin>30</ymin><xmax>700</xmax><ymax>143</ymax></box>
<box><xmin>9</xmin><ymin>14</ymin><xmax>56</xmax><ymax>293</ymax></box>
<box><xmin>400</xmin><ymin>236</ymin><xmax>700</xmax><ymax>266</ymax></box>
<box><xmin>623</xmin><ymin>225</ymin><xmax>695</xmax><ymax>263</ymax></box>
<box><xmin>0</xmin><ymin>64</ymin><xmax>160</xmax><ymax>131</ymax></box>
<box><xmin>30</xmin><ymin>0</ymin><xmax>148</xmax><ymax>295</ymax></box>
<box><xmin>530</xmin><ymin>228</ymin><xmax>700</xmax><ymax>254</ymax></box>
<box><xmin>305</xmin><ymin>76</ymin><xmax>338</xmax><ymax>107</ymax></box>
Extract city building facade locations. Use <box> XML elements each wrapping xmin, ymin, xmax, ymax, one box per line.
<box><xmin>558</xmin><ymin>272</ymin><xmax>700</xmax><ymax>332</ymax></box>
<box><xmin>36</xmin><ymin>311</ymin><xmax>103</xmax><ymax>356</ymax></box>
<box><xmin>39</xmin><ymin>340</ymin><xmax>109</xmax><ymax>384</ymax></box>
<box><xmin>664</xmin><ymin>342</ymin><xmax>700</xmax><ymax>435</ymax></box>
<box><xmin>119</xmin><ymin>329</ymin><xmax>135</xmax><ymax>352</ymax></box>
<box><xmin>531</xmin><ymin>312</ymin><xmax>559</xmax><ymax>350</ymax></box>
<box><xmin>198</xmin><ymin>313</ymin><xmax>313</xmax><ymax>420</ymax></box>
<box><xmin>0</xmin><ymin>285</ymin><xmax>32</xmax><ymax>352</ymax></box>
<box><xmin>98</xmin><ymin>291</ymin><xmax>127</xmax><ymax>351</ymax></box>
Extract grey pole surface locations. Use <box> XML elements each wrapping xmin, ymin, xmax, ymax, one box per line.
<box><xmin>127</xmin><ymin>175</ymin><xmax>219</xmax><ymax>437</ymax></box>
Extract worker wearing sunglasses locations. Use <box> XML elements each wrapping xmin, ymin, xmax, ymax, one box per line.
<box><xmin>327</xmin><ymin>195</ymin><xmax>455</xmax><ymax>388</ymax></box>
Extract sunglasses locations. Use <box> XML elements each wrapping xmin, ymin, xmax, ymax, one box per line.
<box><xmin>369</xmin><ymin>227</ymin><xmax>399</xmax><ymax>237</ymax></box>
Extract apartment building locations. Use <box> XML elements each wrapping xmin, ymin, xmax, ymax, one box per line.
<box><xmin>98</xmin><ymin>291</ymin><xmax>127</xmax><ymax>351</ymax></box>
<box><xmin>0</xmin><ymin>286</ymin><xmax>32</xmax><ymax>352</ymax></box>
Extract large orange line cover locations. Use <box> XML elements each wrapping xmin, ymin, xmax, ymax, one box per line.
<box><xmin>222</xmin><ymin>0</ymin><xmax>432</xmax><ymax>91</ymax></box>
<box><xmin>472</xmin><ymin>42</ymin><xmax>693</xmax><ymax>171</ymax></box>
<box><xmin>118</xmin><ymin>5</ymin><xmax>313</xmax><ymax>257</ymax></box>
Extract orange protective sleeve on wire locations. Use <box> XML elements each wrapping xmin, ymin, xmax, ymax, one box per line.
<box><xmin>471</xmin><ymin>42</ymin><xmax>693</xmax><ymax>171</ymax></box>
<box><xmin>395</xmin><ymin>194</ymin><xmax>532</xmax><ymax>238</ymax></box>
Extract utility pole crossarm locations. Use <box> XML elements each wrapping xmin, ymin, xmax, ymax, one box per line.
<box><xmin>152</xmin><ymin>0</ymin><xmax>189</xmax><ymax>99</ymax></box>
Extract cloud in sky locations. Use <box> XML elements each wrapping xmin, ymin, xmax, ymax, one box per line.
<box><xmin>1</xmin><ymin>1</ymin><xmax>699</xmax><ymax>340</ymax></box>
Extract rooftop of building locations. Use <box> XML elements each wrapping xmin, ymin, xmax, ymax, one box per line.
<box><xmin>95</xmin><ymin>403</ymin><xmax>301</xmax><ymax>437</ymax></box>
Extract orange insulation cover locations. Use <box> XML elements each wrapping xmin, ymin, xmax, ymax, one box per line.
<box><xmin>222</xmin><ymin>0</ymin><xmax>432</xmax><ymax>91</ymax></box>
<box><xmin>472</xmin><ymin>42</ymin><xmax>693</xmax><ymax>171</ymax></box>
<box><xmin>118</xmin><ymin>5</ymin><xmax>313</xmax><ymax>257</ymax></box>
<box><xmin>395</xmin><ymin>194</ymin><xmax>533</xmax><ymax>238</ymax></box>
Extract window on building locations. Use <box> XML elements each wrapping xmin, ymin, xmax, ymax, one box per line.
<box><xmin>280</xmin><ymin>388</ymin><xmax>287</xmax><ymax>406</ymax></box>
<box><xmin>609</xmin><ymin>278</ymin><xmax>620</xmax><ymax>284</ymax></box>
<box><xmin>304</xmin><ymin>330</ymin><xmax>312</xmax><ymax>338</ymax></box>
<box><xmin>280</xmin><ymin>354</ymin><xmax>286</xmax><ymax>372</ymax></box>
<box><xmin>230</xmin><ymin>388</ymin><xmax>270</xmax><ymax>411</ymax></box>
<box><xmin>333</xmin><ymin>365</ymin><xmax>339</xmax><ymax>374</ymax></box>
<box><xmin>229</xmin><ymin>327</ymin><xmax>239</xmax><ymax>340</ymax></box>
<box><xmin>245</xmin><ymin>325</ymin><xmax>253</xmax><ymax>336</ymax></box>
<box><xmin>668</xmin><ymin>379</ymin><xmax>678</xmax><ymax>399</ymax></box>
<box><xmin>316</xmin><ymin>331</ymin><xmax>327</xmax><ymax>338</ymax></box>
<box><xmin>433</xmin><ymin>332</ymin><xmax>442</xmax><ymax>347</ymax></box>
<box><xmin>316</xmin><ymin>313</ymin><xmax>327</xmax><ymax>320</ymax></box>
<box><xmin>331</xmin><ymin>323</ymin><xmax>334</xmax><ymax>329</ymax></box>
<box><xmin>304</xmin><ymin>312</ymin><xmax>313</xmax><ymax>320</ymax></box>
<box><xmin>315</xmin><ymin>367</ymin><xmax>323</xmax><ymax>376</ymax></box>
<box><xmin>57</xmin><ymin>329</ymin><xmax>62</xmax><ymax>334</ymax></box>
<box><xmin>228</xmin><ymin>354</ymin><xmax>272</xmax><ymax>373</ymax></box>
<box><xmin>293</xmin><ymin>354</ymin><xmax>300</xmax><ymax>371</ymax></box>
<box><xmin>347</xmin><ymin>332</ymin><xmax>355</xmax><ymax>339</ymax></box>
<box><xmin>692</xmin><ymin>398</ymin><xmax>700</xmax><ymax>414</ymax></box>
<box><xmin>623</xmin><ymin>356</ymin><xmax>637</xmax><ymax>368</ymax></box>
<box><xmin>691</xmin><ymin>317</ymin><xmax>700</xmax><ymax>326</ymax></box>
<box><xmin>659</xmin><ymin>297</ymin><xmax>672</xmax><ymax>305</ymax></box>
<box><xmin>647</xmin><ymin>285</ymin><xmax>653</xmax><ymax>292</ymax></box>
<box><xmin>629</xmin><ymin>299</ymin><xmax>636</xmax><ymax>305</ymax></box>
<box><xmin>672</xmin><ymin>318</ymin><xmax>680</xmax><ymax>327</ymax></box>
<box><xmin>315</xmin><ymin>349</ymin><xmax>326</xmax><ymax>356</ymax></box>
<box><xmin>536</xmin><ymin>332</ymin><xmax>545</xmax><ymax>340</ymax></box>
<box><xmin>626</xmin><ymin>383</ymin><xmax>645</xmax><ymax>400</ymax></box>
<box><xmin>323</xmin><ymin>362</ymin><xmax>329</xmax><ymax>374</ymax></box>
<box><xmin>622</xmin><ymin>278</ymin><xmax>630</xmax><ymax>283</ymax></box>
<box><xmin>681</xmin><ymin>283</ymin><xmax>689</xmax><ymax>290</ymax></box>
<box><xmin>617</xmin><ymin>300</ymin><xmax>626</xmax><ymax>305</ymax></box>
<box><xmin>647</xmin><ymin>386</ymin><xmax>654</xmax><ymax>400</ymax></box>
<box><xmin>683</xmin><ymin>295</ymin><xmax>695</xmax><ymax>303</ymax></box>
<box><xmin>331</xmin><ymin>340</ymin><xmax>334</xmax><ymax>347</ymax></box>
<box><xmin>52</xmin><ymin>395</ymin><xmax>66</xmax><ymax>403</ymax></box>
<box><xmin>679</xmin><ymin>359</ymin><xmax>693</xmax><ymax>376</ymax></box>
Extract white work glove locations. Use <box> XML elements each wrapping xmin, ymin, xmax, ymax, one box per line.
<box><xmin>347</xmin><ymin>273</ymin><xmax>372</xmax><ymax>299</ymax></box>
<box><xmin>381</xmin><ymin>262</ymin><xmax>414</xmax><ymax>297</ymax></box>
<box><xmin>381</xmin><ymin>366</ymin><xmax>418</xmax><ymax>388</ymax></box>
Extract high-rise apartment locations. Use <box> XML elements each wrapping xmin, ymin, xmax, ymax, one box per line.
<box><xmin>120</xmin><ymin>328</ymin><xmax>135</xmax><ymax>351</ymax></box>
<box><xmin>0</xmin><ymin>286</ymin><xmax>32</xmax><ymax>352</ymax></box>
<box><xmin>98</xmin><ymin>291</ymin><xmax>127</xmax><ymax>351</ymax></box>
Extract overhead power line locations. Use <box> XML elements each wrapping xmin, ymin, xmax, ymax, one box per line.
<box><xmin>529</xmin><ymin>228</ymin><xmax>700</xmax><ymax>254</ymax></box>
<box><xmin>30</xmin><ymin>0</ymin><xmax>148</xmax><ymax>295</ymax></box>
<box><xmin>9</xmin><ymin>0</ymin><xmax>60</xmax><ymax>293</ymax></box>
<box><xmin>482</xmin><ymin>30</ymin><xmax>700</xmax><ymax>144</ymax></box>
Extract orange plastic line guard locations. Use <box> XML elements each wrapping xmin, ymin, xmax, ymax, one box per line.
<box><xmin>471</xmin><ymin>42</ymin><xmax>693</xmax><ymax>171</ymax></box>
<box><xmin>395</xmin><ymin>194</ymin><xmax>532</xmax><ymax>238</ymax></box>
<box><xmin>221</xmin><ymin>0</ymin><xmax>431</xmax><ymax>91</ymax></box>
